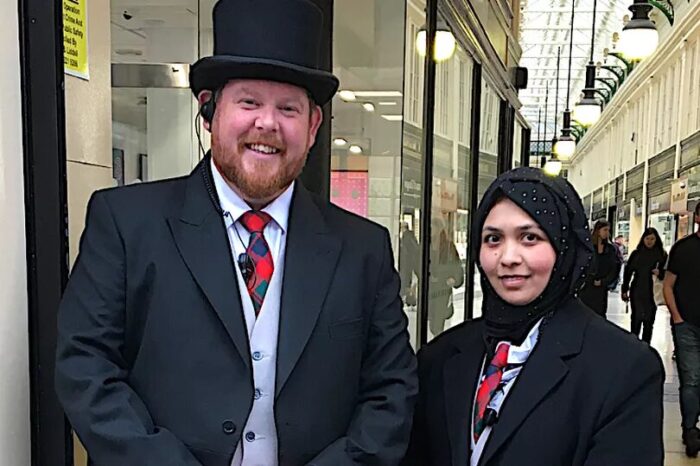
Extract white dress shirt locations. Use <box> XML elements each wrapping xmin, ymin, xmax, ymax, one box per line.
<box><xmin>470</xmin><ymin>319</ymin><xmax>543</xmax><ymax>466</ymax></box>
<box><xmin>211</xmin><ymin>159</ymin><xmax>293</xmax><ymax>466</ymax></box>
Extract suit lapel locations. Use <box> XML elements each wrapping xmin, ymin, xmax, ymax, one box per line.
<box><xmin>167</xmin><ymin>160</ymin><xmax>251</xmax><ymax>367</ymax></box>
<box><xmin>478</xmin><ymin>302</ymin><xmax>590</xmax><ymax>465</ymax></box>
<box><xmin>275</xmin><ymin>184</ymin><xmax>342</xmax><ymax>397</ymax></box>
<box><xmin>443</xmin><ymin>323</ymin><xmax>486</xmax><ymax>466</ymax></box>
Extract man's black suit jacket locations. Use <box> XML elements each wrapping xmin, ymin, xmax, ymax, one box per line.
<box><xmin>403</xmin><ymin>299</ymin><xmax>664</xmax><ymax>466</ymax></box>
<box><xmin>55</xmin><ymin>159</ymin><xmax>418</xmax><ymax>466</ymax></box>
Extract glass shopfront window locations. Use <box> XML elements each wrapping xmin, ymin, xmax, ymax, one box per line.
<box><xmin>472</xmin><ymin>74</ymin><xmax>501</xmax><ymax>318</ymax></box>
<box><xmin>424</xmin><ymin>12</ymin><xmax>475</xmax><ymax>340</ymax></box>
<box><xmin>331</xmin><ymin>0</ymin><xmax>413</xmax><ymax>337</ymax></box>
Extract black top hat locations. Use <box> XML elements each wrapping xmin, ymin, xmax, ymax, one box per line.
<box><xmin>190</xmin><ymin>0</ymin><xmax>340</xmax><ymax>105</ymax></box>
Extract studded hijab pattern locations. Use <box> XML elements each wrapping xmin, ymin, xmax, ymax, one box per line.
<box><xmin>473</xmin><ymin>167</ymin><xmax>594</xmax><ymax>345</ymax></box>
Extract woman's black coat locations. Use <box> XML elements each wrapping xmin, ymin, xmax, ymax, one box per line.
<box><xmin>402</xmin><ymin>299</ymin><xmax>664</xmax><ymax>466</ymax></box>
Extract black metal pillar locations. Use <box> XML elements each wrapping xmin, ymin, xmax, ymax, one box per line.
<box><xmin>497</xmin><ymin>100</ymin><xmax>515</xmax><ymax>174</ymax></box>
<box><xmin>416</xmin><ymin>0</ymin><xmax>438</xmax><ymax>348</ymax></box>
<box><xmin>520</xmin><ymin>127</ymin><xmax>531</xmax><ymax>167</ymax></box>
<box><xmin>465</xmin><ymin>63</ymin><xmax>482</xmax><ymax>321</ymax></box>
<box><xmin>18</xmin><ymin>0</ymin><xmax>73</xmax><ymax>463</ymax></box>
<box><xmin>301</xmin><ymin>0</ymin><xmax>333</xmax><ymax>198</ymax></box>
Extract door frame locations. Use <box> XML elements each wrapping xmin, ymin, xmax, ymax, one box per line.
<box><xmin>18</xmin><ymin>0</ymin><xmax>73</xmax><ymax>463</ymax></box>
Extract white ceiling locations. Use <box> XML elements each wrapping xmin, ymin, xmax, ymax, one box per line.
<box><xmin>518</xmin><ymin>0</ymin><xmax>632</xmax><ymax>139</ymax></box>
<box><xmin>110</xmin><ymin>0</ymin><xmax>407</xmax><ymax>155</ymax></box>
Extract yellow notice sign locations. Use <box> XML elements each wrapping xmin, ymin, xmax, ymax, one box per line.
<box><xmin>63</xmin><ymin>0</ymin><xmax>88</xmax><ymax>80</ymax></box>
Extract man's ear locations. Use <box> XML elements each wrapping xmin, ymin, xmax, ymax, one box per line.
<box><xmin>197</xmin><ymin>90</ymin><xmax>214</xmax><ymax>132</ymax></box>
<box><xmin>306</xmin><ymin>105</ymin><xmax>324</xmax><ymax>149</ymax></box>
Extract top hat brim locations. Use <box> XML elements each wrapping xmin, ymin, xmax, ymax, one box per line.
<box><xmin>190</xmin><ymin>56</ymin><xmax>339</xmax><ymax>106</ymax></box>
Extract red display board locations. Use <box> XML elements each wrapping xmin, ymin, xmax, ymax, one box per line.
<box><xmin>330</xmin><ymin>171</ymin><xmax>368</xmax><ymax>218</ymax></box>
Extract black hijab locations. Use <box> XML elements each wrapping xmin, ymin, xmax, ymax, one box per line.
<box><xmin>472</xmin><ymin>167</ymin><xmax>594</xmax><ymax>346</ymax></box>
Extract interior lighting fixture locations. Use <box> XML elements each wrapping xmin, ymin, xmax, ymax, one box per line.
<box><xmin>553</xmin><ymin>131</ymin><xmax>576</xmax><ymax>160</ymax></box>
<box><xmin>338</xmin><ymin>90</ymin><xmax>356</xmax><ymax>102</ymax></box>
<box><xmin>543</xmin><ymin>157</ymin><xmax>563</xmax><ymax>176</ymax></box>
<box><xmin>416</xmin><ymin>17</ymin><xmax>456</xmax><ymax>62</ymax></box>
<box><xmin>353</xmin><ymin>91</ymin><xmax>403</xmax><ymax>98</ymax></box>
<box><xmin>619</xmin><ymin>0</ymin><xmax>659</xmax><ymax>60</ymax></box>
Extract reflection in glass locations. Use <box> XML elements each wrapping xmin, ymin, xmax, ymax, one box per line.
<box><xmin>424</xmin><ymin>22</ymin><xmax>474</xmax><ymax>341</ymax></box>
<box><xmin>473</xmin><ymin>75</ymin><xmax>501</xmax><ymax>317</ymax></box>
<box><xmin>331</xmin><ymin>0</ymin><xmax>412</xmax><ymax>340</ymax></box>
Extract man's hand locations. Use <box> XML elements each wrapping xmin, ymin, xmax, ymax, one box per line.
<box><xmin>622</xmin><ymin>292</ymin><xmax>629</xmax><ymax>302</ymax></box>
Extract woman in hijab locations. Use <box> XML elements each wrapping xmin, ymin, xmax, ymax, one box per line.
<box><xmin>403</xmin><ymin>168</ymin><xmax>663</xmax><ymax>466</ymax></box>
<box><xmin>578</xmin><ymin>220</ymin><xmax>622</xmax><ymax>317</ymax></box>
<box><xmin>622</xmin><ymin>227</ymin><xmax>668</xmax><ymax>343</ymax></box>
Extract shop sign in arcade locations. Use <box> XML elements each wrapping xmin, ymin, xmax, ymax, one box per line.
<box><xmin>432</xmin><ymin>178</ymin><xmax>458</xmax><ymax>211</ymax></box>
<box><xmin>63</xmin><ymin>0</ymin><xmax>89</xmax><ymax>80</ymax></box>
<box><xmin>671</xmin><ymin>178</ymin><xmax>689</xmax><ymax>214</ymax></box>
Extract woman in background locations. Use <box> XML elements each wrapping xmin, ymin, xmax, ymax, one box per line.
<box><xmin>579</xmin><ymin>220</ymin><xmax>621</xmax><ymax>317</ymax></box>
<box><xmin>622</xmin><ymin>227</ymin><xmax>668</xmax><ymax>343</ymax></box>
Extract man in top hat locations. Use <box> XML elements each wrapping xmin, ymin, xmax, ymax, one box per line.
<box><xmin>54</xmin><ymin>0</ymin><xmax>418</xmax><ymax>465</ymax></box>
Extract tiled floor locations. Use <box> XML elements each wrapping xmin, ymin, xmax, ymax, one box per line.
<box><xmin>605</xmin><ymin>294</ymin><xmax>696</xmax><ymax>465</ymax></box>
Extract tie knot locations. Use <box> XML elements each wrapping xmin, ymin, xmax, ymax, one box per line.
<box><xmin>240</xmin><ymin>211</ymin><xmax>273</xmax><ymax>233</ymax></box>
<box><xmin>491</xmin><ymin>343</ymin><xmax>510</xmax><ymax>369</ymax></box>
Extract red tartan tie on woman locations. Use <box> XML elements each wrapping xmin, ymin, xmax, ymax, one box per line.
<box><xmin>473</xmin><ymin>342</ymin><xmax>510</xmax><ymax>442</ymax></box>
<box><xmin>239</xmin><ymin>211</ymin><xmax>274</xmax><ymax>316</ymax></box>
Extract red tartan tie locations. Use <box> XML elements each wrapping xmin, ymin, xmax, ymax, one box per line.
<box><xmin>239</xmin><ymin>211</ymin><xmax>274</xmax><ymax>316</ymax></box>
<box><xmin>473</xmin><ymin>343</ymin><xmax>510</xmax><ymax>442</ymax></box>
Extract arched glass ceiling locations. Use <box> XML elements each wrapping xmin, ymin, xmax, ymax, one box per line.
<box><xmin>519</xmin><ymin>0</ymin><xmax>631</xmax><ymax>139</ymax></box>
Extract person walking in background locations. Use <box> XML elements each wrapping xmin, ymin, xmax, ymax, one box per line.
<box><xmin>611</xmin><ymin>234</ymin><xmax>626</xmax><ymax>293</ymax></box>
<box><xmin>664</xmin><ymin>202</ymin><xmax>700</xmax><ymax>457</ymax></box>
<box><xmin>399</xmin><ymin>221</ymin><xmax>420</xmax><ymax>307</ymax></box>
<box><xmin>614</xmin><ymin>234</ymin><xmax>626</xmax><ymax>258</ymax></box>
<box><xmin>427</xmin><ymin>217</ymin><xmax>464</xmax><ymax>336</ymax></box>
<box><xmin>622</xmin><ymin>227</ymin><xmax>667</xmax><ymax>343</ymax></box>
<box><xmin>579</xmin><ymin>220</ymin><xmax>622</xmax><ymax>317</ymax></box>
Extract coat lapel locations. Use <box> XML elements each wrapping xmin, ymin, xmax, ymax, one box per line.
<box><xmin>275</xmin><ymin>184</ymin><xmax>342</xmax><ymax>397</ymax></box>
<box><xmin>167</xmin><ymin>160</ymin><xmax>251</xmax><ymax>367</ymax></box>
<box><xmin>443</xmin><ymin>322</ymin><xmax>486</xmax><ymax>466</ymax></box>
<box><xmin>478</xmin><ymin>302</ymin><xmax>590</xmax><ymax>465</ymax></box>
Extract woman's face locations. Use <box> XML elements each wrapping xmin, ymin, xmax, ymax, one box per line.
<box><xmin>479</xmin><ymin>198</ymin><xmax>557</xmax><ymax>306</ymax></box>
<box><xmin>643</xmin><ymin>234</ymin><xmax>657</xmax><ymax>249</ymax></box>
<box><xmin>598</xmin><ymin>226</ymin><xmax>610</xmax><ymax>241</ymax></box>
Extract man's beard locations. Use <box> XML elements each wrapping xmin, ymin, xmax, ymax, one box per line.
<box><xmin>211</xmin><ymin>132</ymin><xmax>307</xmax><ymax>201</ymax></box>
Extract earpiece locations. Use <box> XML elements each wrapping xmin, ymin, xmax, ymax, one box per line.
<box><xmin>201</xmin><ymin>97</ymin><xmax>216</xmax><ymax>123</ymax></box>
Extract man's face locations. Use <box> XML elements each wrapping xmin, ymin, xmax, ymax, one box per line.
<box><xmin>201</xmin><ymin>79</ymin><xmax>323</xmax><ymax>205</ymax></box>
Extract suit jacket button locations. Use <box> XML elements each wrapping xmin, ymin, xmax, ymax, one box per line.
<box><xmin>222</xmin><ymin>421</ymin><xmax>236</xmax><ymax>435</ymax></box>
